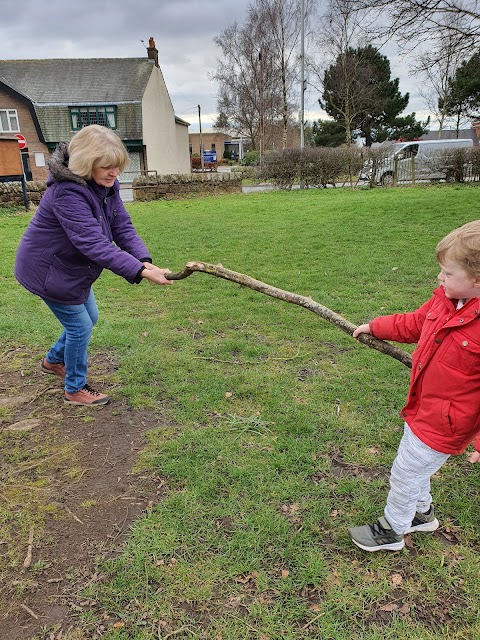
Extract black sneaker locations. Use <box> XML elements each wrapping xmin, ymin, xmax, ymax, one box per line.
<box><xmin>349</xmin><ymin>516</ymin><xmax>404</xmax><ymax>552</ymax></box>
<box><xmin>405</xmin><ymin>507</ymin><xmax>439</xmax><ymax>533</ymax></box>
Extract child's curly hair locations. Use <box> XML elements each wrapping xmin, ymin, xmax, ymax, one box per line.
<box><xmin>436</xmin><ymin>221</ymin><xmax>480</xmax><ymax>277</ymax></box>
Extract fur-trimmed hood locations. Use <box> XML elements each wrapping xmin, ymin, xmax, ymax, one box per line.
<box><xmin>15</xmin><ymin>143</ymin><xmax>151</xmax><ymax>304</ymax></box>
<box><xmin>46</xmin><ymin>142</ymin><xmax>87</xmax><ymax>187</ymax></box>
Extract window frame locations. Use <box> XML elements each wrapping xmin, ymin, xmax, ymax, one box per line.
<box><xmin>69</xmin><ymin>105</ymin><xmax>117</xmax><ymax>130</ymax></box>
<box><xmin>0</xmin><ymin>108</ymin><xmax>20</xmax><ymax>133</ymax></box>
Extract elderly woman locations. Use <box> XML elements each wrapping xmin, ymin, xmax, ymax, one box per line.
<box><xmin>15</xmin><ymin>125</ymin><xmax>172</xmax><ymax>406</ymax></box>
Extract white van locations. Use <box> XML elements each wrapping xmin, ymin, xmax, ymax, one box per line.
<box><xmin>365</xmin><ymin>139</ymin><xmax>474</xmax><ymax>185</ymax></box>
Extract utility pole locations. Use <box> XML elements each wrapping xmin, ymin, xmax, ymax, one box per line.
<box><xmin>198</xmin><ymin>104</ymin><xmax>204</xmax><ymax>174</ymax></box>
<box><xmin>259</xmin><ymin>50</ymin><xmax>265</xmax><ymax>168</ymax></box>
<box><xmin>299</xmin><ymin>0</ymin><xmax>305</xmax><ymax>188</ymax></box>
<box><xmin>300</xmin><ymin>0</ymin><xmax>305</xmax><ymax>151</ymax></box>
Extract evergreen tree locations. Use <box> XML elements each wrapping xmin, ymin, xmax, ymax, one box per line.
<box><xmin>322</xmin><ymin>45</ymin><xmax>409</xmax><ymax>146</ymax></box>
<box><xmin>373</xmin><ymin>113</ymin><xmax>430</xmax><ymax>142</ymax></box>
<box><xmin>311</xmin><ymin>120</ymin><xmax>349</xmax><ymax>147</ymax></box>
<box><xmin>444</xmin><ymin>51</ymin><xmax>480</xmax><ymax>120</ymax></box>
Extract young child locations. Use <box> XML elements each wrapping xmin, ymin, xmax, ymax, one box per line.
<box><xmin>349</xmin><ymin>220</ymin><xmax>480</xmax><ymax>552</ymax></box>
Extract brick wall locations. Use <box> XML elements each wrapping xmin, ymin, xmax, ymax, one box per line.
<box><xmin>0</xmin><ymin>88</ymin><xmax>51</xmax><ymax>181</ymax></box>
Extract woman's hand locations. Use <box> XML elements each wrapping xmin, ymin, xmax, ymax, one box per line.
<box><xmin>352</xmin><ymin>323</ymin><xmax>371</xmax><ymax>339</ymax></box>
<box><xmin>141</xmin><ymin>262</ymin><xmax>173</xmax><ymax>285</ymax></box>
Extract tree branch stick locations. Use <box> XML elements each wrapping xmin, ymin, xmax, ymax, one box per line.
<box><xmin>23</xmin><ymin>526</ymin><xmax>34</xmax><ymax>568</ymax></box>
<box><xmin>166</xmin><ymin>262</ymin><xmax>412</xmax><ymax>369</ymax></box>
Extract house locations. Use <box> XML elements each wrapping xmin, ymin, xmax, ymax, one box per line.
<box><xmin>0</xmin><ymin>38</ymin><xmax>190</xmax><ymax>182</ymax></box>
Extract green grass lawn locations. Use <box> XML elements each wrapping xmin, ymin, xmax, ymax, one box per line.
<box><xmin>1</xmin><ymin>185</ymin><xmax>480</xmax><ymax>639</ymax></box>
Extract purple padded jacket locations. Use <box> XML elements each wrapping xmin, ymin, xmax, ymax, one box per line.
<box><xmin>14</xmin><ymin>143</ymin><xmax>151</xmax><ymax>304</ymax></box>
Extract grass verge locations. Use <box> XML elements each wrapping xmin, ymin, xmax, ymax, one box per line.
<box><xmin>1</xmin><ymin>185</ymin><xmax>479</xmax><ymax>639</ymax></box>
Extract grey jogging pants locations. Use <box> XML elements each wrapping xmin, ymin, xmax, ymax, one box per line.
<box><xmin>384</xmin><ymin>423</ymin><xmax>450</xmax><ymax>535</ymax></box>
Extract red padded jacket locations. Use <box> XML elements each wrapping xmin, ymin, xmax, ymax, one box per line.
<box><xmin>370</xmin><ymin>287</ymin><xmax>480</xmax><ymax>455</ymax></box>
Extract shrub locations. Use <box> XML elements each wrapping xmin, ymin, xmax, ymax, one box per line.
<box><xmin>361</xmin><ymin>144</ymin><xmax>397</xmax><ymax>187</ymax></box>
<box><xmin>260</xmin><ymin>146</ymin><xmax>363</xmax><ymax>189</ymax></box>
<box><xmin>260</xmin><ymin>149</ymin><xmax>299</xmax><ymax>189</ymax></box>
<box><xmin>471</xmin><ymin>147</ymin><xmax>480</xmax><ymax>181</ymax></box>
<box><xmin>302</xmin><ymin>146</ymin><xmax>362</xmax><ymax>187</ymax></box>
<box><xmin>444</xmin><ymin>147</ymin><xmax>470</xmax><ymax>183</ymax></box>
<box><xmin>242</xmin><ymin>150</ymin><xmax>260</xmax><ymax>166</ymax></box>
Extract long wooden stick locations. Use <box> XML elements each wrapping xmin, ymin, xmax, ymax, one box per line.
<box><xmin>166</xmin><ymin>261</ymin><xmax>412</xmax><ymax>369</ymax></box>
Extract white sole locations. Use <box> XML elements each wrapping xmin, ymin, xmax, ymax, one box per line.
<box><xmin>404</xmin><ymin>518</ymin><xmax>439</xmax><ymax>534</ymax></box>
<box><xmin>351</xmin><ymin>538</ymin><xmax>405</xmax><ymax>552</ymax></box>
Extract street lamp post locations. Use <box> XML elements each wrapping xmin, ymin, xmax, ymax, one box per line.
<box><xmin>300</xmin><ymin>0</ymin><xmax>305</xmax><ymax>151</ymax></box>
<box><xmin>259</xmin><ymin>50</ymin><xmax>265</xmax><ymax>168</ymax></box>
<box><xmin>299</xmin><ymin>0</ymin><xmax>305</xmax><ymax>189</ymax></box>
<box><xmin>198</xmin><ymin>104</ymin><xmax>205</xmax><ymax>174</ymax></box>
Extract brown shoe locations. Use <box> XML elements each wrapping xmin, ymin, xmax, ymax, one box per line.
<box><xmin>41</xmin><ymin>358</ymin><xmax>66</xmax><ymax>378</ymax></box>
<box><xmin>64</xmin><ymin>384</ymin><xmax>111</xmax><ymax>406</ymax></box>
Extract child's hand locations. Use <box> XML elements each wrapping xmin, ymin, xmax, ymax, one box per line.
<box><xmin>353</xmin><ymin>324</ymin><xmax>371</xmax><ymax>339</ymax></box>
<box><xmin>468</xmin><ymin>450</ymin><xmax>480</xmax><ymax>463</ymax></box>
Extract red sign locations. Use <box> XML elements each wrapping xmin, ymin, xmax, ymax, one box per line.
<box><xmin>15</xmin><ymin>134</ymin><xmax>27</xmax><ymax>150</ymax></box>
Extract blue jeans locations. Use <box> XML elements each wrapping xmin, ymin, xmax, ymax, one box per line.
<box><xmin>41</xmin><ymin>289</ymin><xmax>99</xmax><ymax>393</ymax></box>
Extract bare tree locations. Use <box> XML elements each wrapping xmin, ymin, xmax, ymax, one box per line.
<box><xmin>414</xmin><ymin>12</ymin><xmax>472</xmax><ymax>134</ymax></box>
<box><xmin>213</xmin><ymin>0</ymin><xmax>314</xmax><ymax>154</ymax></box>
<box><xmin>212</xmin><ymin>19</ymin><xmax>282</xmax><ymax>149</ymax></box>
<box><xmin>256</xmin><ymin>0</ymin><xmax>312</xmax><ymax>149</ymax></box>
<box><xmin>351</xmin><ymin>0</ymin><xmax>480</xmax><ymax>59</ymax></box>
<box><xmin>320</xmin><ymin>0</ymin><xmax>368</xmax><ymax>57</ymax></box>
<box><xmin>417</xmin><ymin>48</ymin><xmax>465</xmax><ymax>135</ymax></box>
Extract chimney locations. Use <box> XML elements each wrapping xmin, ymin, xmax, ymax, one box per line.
<box><xmin>147</xmin><ymin>37</ymin><xmax>159</xmax><ymax>67</ymax></box>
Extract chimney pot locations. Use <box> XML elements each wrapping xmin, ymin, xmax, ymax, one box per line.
<box><xmin>147</xmin><ymin>36</ymin><xmax>159</xmax><ymax>67</ymax></box>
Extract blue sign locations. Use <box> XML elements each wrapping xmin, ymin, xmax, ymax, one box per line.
<box><xmin>203</xmin><ymin>151</ymin><xmax>217</xmax><ymax>163</ymax></box>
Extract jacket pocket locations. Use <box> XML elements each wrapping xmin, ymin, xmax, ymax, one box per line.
<box><xmin>44</xmin><ymin>255</ymin><xmax>93</xmax><ymax>299</ymax></box>
<box><xmin>439</xmin><ymin>332</ymin><xmax>480</xmax><ymax>374</ymax></box>
<box><xmin>440</xmin><ymin>400</ymin><xmax>455</xmax><ymax>435</ymax></box>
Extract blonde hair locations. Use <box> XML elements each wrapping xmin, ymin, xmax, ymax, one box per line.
<box><xmin>68</xmin><ymin>124</ymin><xmax>130</xmax><ymax>179</ymax></box>
<box><xmin>436</xmin><ymin>220</ymin><xmax>480</xmax><ymax>277</ymax></box>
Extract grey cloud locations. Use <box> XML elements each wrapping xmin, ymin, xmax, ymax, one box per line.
<box><xmin>0</xmin><ymin>0</ymin><xmax>430</xmax><ymax>127</ymax></box>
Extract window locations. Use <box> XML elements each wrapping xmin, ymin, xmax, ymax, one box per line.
<box><xmin>35</xmin><ymin>152</ymin><xmax>46</xmax><ymax>167</ymax></box>
<box><xmin>399</xmin><ymin>144</ymin><xmax>419</xmax><ymax>159</ymax></box>
<box><xmin>0</xmin><ymin>109</ymin><xmax>20</xmax><ymax>132</ymax></box>
<box><xmin>211</xmin><ymin>143</ymin><xmax>216</xmax><ymax>151</ymax></box>
<box><xmin>70</xmin><ymin>106</ymin><xmax>117</xmax><ymax>130</ymax></box>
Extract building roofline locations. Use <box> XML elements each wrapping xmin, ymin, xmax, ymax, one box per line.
<box><xmin>35</xmin><ymin>101</ymin><xmax>142</xmax><ymax>107</ymax></box>
<box><xmin>0</xmin><ymin>79</ymin><xmax>45</xmax><ymax>143</ymax></box>
<box><xmin>0</xmin><ymin>57</ymin><xmax>151</xmax><ymax>63</ymax></box>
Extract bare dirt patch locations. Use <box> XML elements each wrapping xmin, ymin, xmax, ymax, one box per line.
<box><xmin>0</xmin><ymin>347</ymin><xmax>168</xmax><ymax>639</ymax></box>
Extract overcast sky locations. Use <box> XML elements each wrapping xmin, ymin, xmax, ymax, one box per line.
<box><xmin>0</xmin><ymin>0</ymin><xmax>431</xmax><ymax>132</ymax></box>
